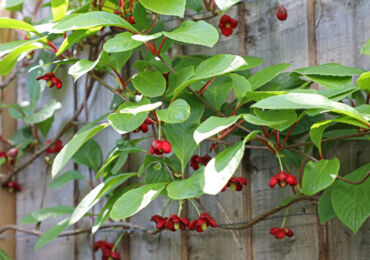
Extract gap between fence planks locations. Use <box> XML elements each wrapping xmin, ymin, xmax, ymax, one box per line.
<box><xmin>0</xmin><ymin>10</ymin><xmax>17</xmax><ymax>259</ymax></box>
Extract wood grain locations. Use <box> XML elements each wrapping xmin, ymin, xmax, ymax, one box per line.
<box><xmin>0</xmin><ymin>10</ymin><xmax>17</xmax><ymax>259</ymax></box>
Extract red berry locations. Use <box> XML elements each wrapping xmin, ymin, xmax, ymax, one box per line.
<box><xmin>8</xmin><ymin>148</ymin><xmax>18</xmax><ymax>158</ymax></box>
<box><xmin>276</xmin><ymin>5</ymin><xmax>288</xmax><ymax>21</ymax></box>
<box><xmin>161</xmin><ymin>140</ymin><xmax>171</xmax><ymax>153</ymax></box>
<box><xmin>151</xmin><ymin>140</ymin><xmax>162</xmax><ymax>150</ymax></box>
<box><xmin>286</xmin><ymin>174</ymin><xmax>297</xmax><ymax>186</ymax></box>
<box><xmin>140</xmin><ymin>123</ymin><xmax>148</xmax><ymax>133</ymax></box>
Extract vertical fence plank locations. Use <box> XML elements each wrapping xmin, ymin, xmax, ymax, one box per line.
<box><xmin>0</xmin><ymin>11</ymin><xmax>17</xmax><ymax>258</ymax></box>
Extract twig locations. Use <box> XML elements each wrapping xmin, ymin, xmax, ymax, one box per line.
<box><xmin>286</xmin><ymin>147</ymin><xmax>319</xmax><ymax>162</ymax></box>
<box><xmin>1</xmin><ymin>77</ymin><xmax>96</xmax><ymax>184</ymax></box>
<box><xmin>89</xmin><ymin>72</ymin><xmax>129</xmax><ymax>102</ymax></box>
<box><xmin>287</xmin><ymin>131</ymin><xmax>370</xmax><ymax>148</ymax></box>
<box><xmin>336</xmin><ymin>172</ymin><xmax>370</xmax><ymax>185</ymax></box>
<box><xmin>218</xmin><ymin>196</ymin><xmax>318</xmax><ymax>230</ymax></box>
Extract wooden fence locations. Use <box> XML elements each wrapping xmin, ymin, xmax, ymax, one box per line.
<box><xmin>0</xmin><ymin>0</ymin><xmax>369</xmax><ymax>259</ymax></box>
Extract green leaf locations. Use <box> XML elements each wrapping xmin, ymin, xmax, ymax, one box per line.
<box><xmin>0</xmin><ymin>248</ymin><xmax>12</xmax><ymax>260</ymax></box>
<box><xmin>0</xmin><ymin>42</ymin><xmax>44</xmax><ymax>76</ymax></box>
<box><xmin>103</xmin><ymin>32</ymin><xmax>143</xmax><ymax>53</ymax></box>
<box><xmin>194</xmin><ymin>115</ymin><xmax>240</xmax><ymax>144</ymax></box>
<box><xmin>104</xmin><ymin>51</ymin><xmax>133</xmax><ymax>72</ymax></box>
<box><xmin>35</xmin><ymin>218</ymin><xmax>69</xmax><ymax>250</ymax></box>
<box><xmin>131</xmin><ymin>32</ymin><xmax>163</xmax><ymax>42</ymax></box>
<box><xmin>21</xmin><ymin>206</ymin><xmax>74</xmax><ymax>224</ymax></box>
<box><xmin>0</xmin><ymin>40</ymin><xmax>33</xmax><ymax>57</ymax></box>
<box><xmin>108</xmin><ymin>99</ymin><xmax>161</xmax><ymax>134</ymax></box>
<box><xmin>254</xmin><ymin>109</ymin><xmax>297</xmax><ymax>131</ymax></box>
<box><xmin>357</xmin><ymin>71</ymin><xmax>370</xmax><ymax>93</ymax></box>
<box><xmin>145</xmin><ymin>161</ymin><xmax>172</xmax><ymax>184</ymax></box>
<box><xmin>215</xmin><ymin>0</ymin><xmax>240</xmax><ymax>10</ymax></box>
<box><xmin>302</xmin><ymin>158</ymin><xmax>340</xmax><ymax>196</ymax></box>
<box><xmin>92</xmin><ymin>184</ymin><xmax>138</xmax><ymax>233</ymax></box>
<box><xmin>51</xmin><ymin>0</ymin><xmax>69</xmax><ymax>21</ymax></box>
<box><xmin>293</xmin><ymin>63</ymin><xmax>364</xmax><ymax>77</ymax></box>
<box><xmin>69</xmin><ymin>173</ymin><xmax>136</xmax><ymax>225</ymax></box>
<box><xmin>318</xmin><ymin>187</ymin><xmax>336</xmax><ymax>224</ymax></box>
<box><xmin>167</xmin><ymin>65</ymin><xmax>194</xmax><ymax>98</ymax></box>
<box><xmin>203</xmin><ymin>79</ymin><xmax>233</xmax><ymax>110</ymax></box>
<box><xmin>68</xmin><ymin>51</ymin><xmax>104</xmax><ymax>81</ymax></box>
<box><xmin>132</xmin><ymin>2</ymin><xmax>149</xmax><ymax>30</ymax></box>
<box><xmin>243</xmin><ymin>114</ymin><xmax>286</xmax><ymax>129</ymax></box>
<box><xmin>72</xmin><ymin>139</ymin><xmax>102</xmax><ymax>170</ymax></box>
<box><xmin>24</xmin><ymin>99</ymin><xmax>62</xmax><ymax>124</ymax></box>
<box><xmin>229</xmin><ymin>73</ymin><xmax>251</xmax><ymax>101</ymax></box>
<box><xmin>157</xmin><ymin>99</ymin><xmax>190</xmax><ymax>123</ymax></box>
<box><xmin>361</xmin><ymin>39</ymin><xmax>370</xmax><ymax>55</ymax></box>
<box><xmin>51</xmin><ymin>123</ymin><xmax>109</xmax><ymax>178</ymax></box>
<box><xmin>48</xmin><ymin>170</ymin><xmax>85</xmax><ymax>189</ymax></box>
<box><xmin>53</xmin><ymin>11</ymin><xmax>138</xmax><ymax>33</ymax></box>
<box><xmin>249</xmin><ymin>63</ymin><xmax>290</xmax><ymax>90</ymax></box>
<box><xmin>252</xmin><ymin>93</ymin><xmax>369</xmax><ymax>126</ymax></box>
<box><xmin>38</xmin><ymin>116</ymin><xmax>54</xmax><ymax>137</ymax></box>
<box><xmin>167</xmin><ymin>168</ymin><xmax>204</xmax><ymax>199</ymax></box>
<box><xmin>331</xmin><ymin>164</ymin><xmax>370</xmax><ymax>233</ymax></box>
<box><xmin>163</xmin><ymin>20</ymin><xmax>218</xmax><ymax>48</ymax></box>
<box><xmin>235</xmin><ymin>56</ymin><xmax>264</xmax><ymax>71</ymax></box>
<box><xmin>0</xmin><ymin>17</ymin><xmax>37</xmax><ymax>33</ymax></box>
<box><xmin>186</xmin><ymin>0</ymin><xmax>204</xmax><ymax>12</ymax></box>
<box><xmin>139</xmin><ymin>0</ymin><xmax>186</xmax><ymax>17</ymax></box>
<box><xmin>163</xmin><ymin>96</ymin><xmax>204</xmax><ymax>171</ymax></box>
<box><xmin>309</xmin><ymin>120</ymin><xmax>334</xmax><ymax>154</ymax></box>
<box><xmin>132</xmin><ymin>71</ymin><xmax>166</xmax><ymax>97</ymax></box>
<box><xmin>110</xmin><ymin>183</ymin><xmax>166</xmax><ymax>220</ymax></box>
<box><xmin>2</xmin><ymin>0</ymin><xmax>24</xmax><ymax>11</ymax></box>
<box><xmin>200</xmin><ymin>131</ymin><xmax>259</xmax><ymax>195</ymax></box>
<box><xmin>56</xmin><ymin>28</ymin><xmax>100</xmax><ymax>56</ymax></box>
<box><xmin>193</xmin><ymin>54</ymin><xmax>247</xmax><ymax>81</ymax></box>
<box><xmin>302</xmin><ymin>74</ymin><xmax>355</xmax><ymax>89</ymax></box>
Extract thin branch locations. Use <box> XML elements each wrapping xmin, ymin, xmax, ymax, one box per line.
<box><xmin>336</xmin><ymin>172</ymin><xmax>370</xmax><ymax>185</ymax></box>
<box><xmin>1</xmin><ymin>77</ymin><xmax>96</xmax><ymax>184</ymax></box>
<box><xmin>0</xmin><ymin>196</ymin><xmax>319</xmax><ymax>239</ymax></box>
<box><xmin>287</xmin><ymin>131</ymin><xmax>370</xmax><ymax>148</ymax></box>
<box><xmin>218</xmin><ymin>196</ymin><xmax>318</xmax><ymax>230</ymax></box>
<box><xmin>286</xmin><ymin>147</ymin><xmax>319</xmax><ymax>162</ymax></box>
<box><xmin>89</xmin><ymin>72</ymin><xmax>129</xmax><ymax>102</ymax></box>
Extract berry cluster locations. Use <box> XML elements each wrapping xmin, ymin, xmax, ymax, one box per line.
<box><xmin>221</xmin><ymin>177</ymin><xmax>247</xmax><ymax>192</ymax></box>
<box><xmin>2</xmin><ymin>180</ymin><xmax>22</xmax><ymax>192</ymax></box>
<box><xmin>269</xmin><ymin>171</ymin><xmax>297</xmax><ymax>188</ymax></box>
<box><xmin>46</xmin><ymin>140</ymin><xmax>63</xmax><ymax>154</ymax></box>
<box><xmin>150</xmin><ymin>139</ymin><xmax>171</xmax><ymax>155</ymax></box>
<box><xmin>269</xmin><ymin>226</ymin><xmax>294</xmax><ymax>239</ymax></box>
<box><xmin>0</xmin><ymin>147</ymin><xmax>19</xmax><ymax>167</ymax></box>
<box><xmin>37</xmin><ymin>72</ymin><xmax>63</xmax><ymax>89</ymax></box>
<box><xmin>93</xmin><ymin>240</ymin><xmax>120</xmax><ymax>260</ymax></box>
<box><xmin>190</xmin><ymin>154</ymin><xmax>212</xmax><ymax>170</ymax></box>
<box><xmin>151</xmin><ymin>213</ymin><xmax>217</xmax><ymax>233</ymax></box>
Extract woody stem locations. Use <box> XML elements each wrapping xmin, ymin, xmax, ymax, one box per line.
<box><xmin>199</xmin><ymin>77</ymin><xmax>215</xmax><ymax>95</ymax></box>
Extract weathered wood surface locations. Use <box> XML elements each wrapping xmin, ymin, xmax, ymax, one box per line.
<box><xmin>9</xmin><ymin>0</ymin><xmax>370</xmax><ymax>259</ymax></box>
<box><xmin>0</xmin><ymin>10</ymin><xmax>17</xmax><ymax>258</ymax></box>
